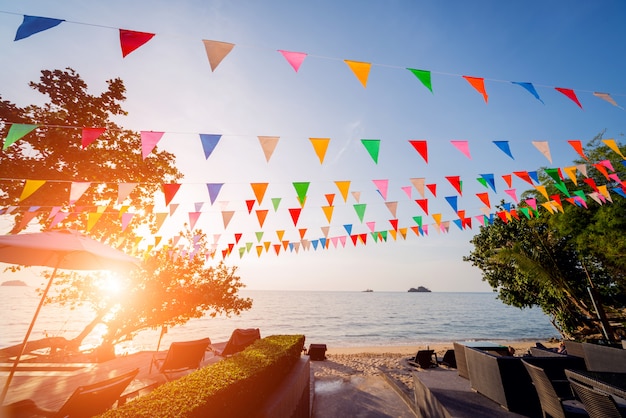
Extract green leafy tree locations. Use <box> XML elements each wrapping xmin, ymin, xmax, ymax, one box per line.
<box><xmin>0</xmin><ymin>69</ymin><xmax>251</xmax><ymax>356</ymax></box>
<box><xmin>464</xmin><ymin>134</ymin><xmax>626</xmax><ymax>340</ymax></box>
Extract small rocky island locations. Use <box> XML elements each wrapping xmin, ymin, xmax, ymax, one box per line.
<box><xmin>408</xmin><ymin>286</ymin><xmax>431</xmax><ymax>293</ymax></box>
<box><xmin>1</xmin><ymin>280</ymin><xmax>27</xmax><ymax>286</ymax></box>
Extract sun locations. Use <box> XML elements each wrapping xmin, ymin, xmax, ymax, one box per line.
<box><xmin>94</xmin><ymin>271</ymin><xmax>124</xmax><ymax>295</ymax></box>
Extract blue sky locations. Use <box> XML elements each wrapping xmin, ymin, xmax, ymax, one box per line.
<box><xmin>0</xmin><ymin>1</ymin><xmax>624</xmax><ymax>291</ymax></box>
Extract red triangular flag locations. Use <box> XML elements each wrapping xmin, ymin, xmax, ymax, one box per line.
<box><xmin>555</xmin><ymin>87</ymin><xmax>583</xmax><ymax>109</ymax></box>
<box><xmin>81</xmin><ymin>127</ymin><xmax>106</xmax><ymax>149</ymax></box>
<box><xmin>162</xmin><ymin>183</ymin><xmax>181</xmax><ymax>206</ymax></box>
<box><xmin>415</xmin><ymin>199</ymin><xmax>429</xmax><ymax>215</ymax></box>
<box><xmin>408</xmin><ymin>140</ymin><xmax>428</xmax><ymax>163</ymax></box>
<box><xmin>426</xmin><ymin>183</ymin><xmax>437</xmax><ymax>197</ymax></box>
<box><xmin>119</xmin><ymin>29</ymin><xmax>155</xmax><ymax>58</ymax></box>
<box><xmin>245</xmin><ymin>199</ymin><xmax>255</xmax><ymax>214</ymax></box>
<box><xmin>445</xmin><ymin>176</ymin><xmax>463</xmax><ymax>195</ymax></box>
<box><xmin>289</xmin><ymin>208</ymin><xmax>301</xmax><ymax>226</ymax></box>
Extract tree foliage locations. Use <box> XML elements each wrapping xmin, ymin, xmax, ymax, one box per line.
<box><xmin>464</xmin><ymin>134</ymin><xmax>626</xmax><ymax>340</ymax></box>
<box><xmin>1</xmin><ymin>69</ymin><xmax>251</xmax><ymax>355</ymax></box>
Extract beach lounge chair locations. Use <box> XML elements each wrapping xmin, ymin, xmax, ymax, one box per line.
<box><xmin>408</xmin><ymin>349</ymin><xmax>438</xmax><ymax>369</ymax></box>
<box><xmin>217</xmin><ymin>328</ymin><xmax>261</xmax><ymax>357</ymax></box>
<box><xmin>522</xmin><ymin>360</ymin><xmax>588</xmax><ymax>418</ymax></box>
<box><xmin>568</xmin><ymin>380</ymin><xmax>625</xmax><ymax>418</ymax></box>
<box><xmin>151</xmin><ymin>337</ymin><xmax>211</xmax><ymax>381</ymax></box>
<box><xmin>2</xmin><ymin>368</ymin><xmax>139</xmax><ymax>418</ymax></box>
<box><xmin>437</xmin><ymin>349</ymin><xmax>456</xmax><ymax>368</ymax></box>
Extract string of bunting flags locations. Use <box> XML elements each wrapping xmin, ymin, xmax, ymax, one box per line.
<box><xmin>2</xmin><ymin>11</ymin><xmax>624</xmax><ymax>110</ymax></box>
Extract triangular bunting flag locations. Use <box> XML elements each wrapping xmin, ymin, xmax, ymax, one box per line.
<box><xmin>15</xmin><ymin>15</ymin><xmax>64</xmax><ymax>41</ymax></box>
<box><xmin>415</xmin><ymin>199</ymin><xmax>429</xmax><ymax>215</ymax></box>
<box><xmin>385</xmin><ymin>201</ymin><xmax>398</xmax><ymax>217</ymax></box>
<box><xmin>479</xmin><ymin>174</ymin><xmax>496</xmax><ymax>192</ymax></box>
<box><xmin>322</xmin><ymin>206</ymin><xmax>334</xmax><ymax>223</ymax></box>
<box><xmin>476</xmin><ymin>192</ymin><xmax>491</xmax><ymax>208</ymax></box>
<box><xmin>451</xmin><ymin>140</ymin><xmax>471</xmax><ymax>159</ymax></box>
<box><xmin>344</xmin><ymin>60</ymin><xmax>371</xmax><ymax>88</ymax></box>
<box><xmin>353</xmin><ymin>203</ymin><xmax>366</xmax><ymax>222</ymax></box>
<box><xmin>602</xmin><ymin>139</ymin><xmax>625</xmax><ymax>159</ymax></box>
<box><xmin>372</xmin><ymin>179</ymin><xmax>389</xmax><ymax>200</ymax></box>
<box><xmin>221</xmin><ymin>211</ymin><xmax>235</xmax><ymax>228</ymax></box>
<box><xmin>408</xmin><ymin>140</ymin><xmax>428</xmax><ymax>163</ymax></box>
<box><xmin>271</xmin><ymin>197</ymin><xmax>281</xmax><ymax>211</ymax></box>
<box><xmin>504</xmin><ymin>189</ymin><xmax>519</xmax><ymax>203</ymax></box>
<box><xmin>335</xmin><ymin>181</ymin><xmax>351</xmax><ymax>202</ymax></box>
<box><xmin>511</xmin><ymin>81</ymin><xmax>543</xmax><ymax>103</ymax></box>
<box><xmin>199</xmin><ymin>134</ymin><xmax>222</xmax><ymax>159</ymax></box>
<box><xmin>426</xmin><ymin>183</ymin><xmax>437</xmax><ymax>197</ymax></box>
<box><xmin>258</xmin><ymin>136</ymin><xmax>280</xmax><ymax>162</ymax></box>
<box><xmin>293</xmin><ymin>182</ymin><xmax>310</xmax><ymax>204</ymax></box>
<box><xmin>278</xmin><ymin>50</ymin><xmax>307</xmax><ymax>72</ymax></box>
<box><xmin>69</xmin><ymin>182</ymin><xmax>91</xmax><ymax>204</ymax></box>
<box><xmin>493</xmin><ymin>141</ymin><xmax>514</xmax><ymax>159</ymax></box>
<box><xmin>188</xmin><ymin>212</ymin><xmax>202</xmax><ymax>230</ymax></box>
<box><xmin>141</xmin><ymin>131</ymin><xmax>164</xmax><ymax>159</ymax></box>
<box><xmin>445</xmin><ymin>176</ymin><xmax>463</xmax><ymax>195</ymax></box>
<box><xmin>251</xmin><ymin>183</ymin><xmax>269</xmax><ymax>204</ymax></box>
<box><xmin>567</xmin><ymin>140</ymin><xmax>587</xmax><ymax>160</ymax></box>
<box><xmin>555</xmin><ymin>87</ymin><xmax>583</xmax><ymax>109</ymax></box>
<box><xmin>245</xmin><ymin>199</ymin><xmax>255</xmax><ymax>214</ymax></box>
<box><xmin>119</xmin><ymin>29</ymin><xmax>155</xmax><ymax>58</ymax></box>
<box><xmin>532</xmin><ymin>141</ymin><xmax>552</xmax><ymax>163</ymax></box>
<box><xmin>3</xmin><ymin>124</ymin><xmax>37</xmax><ymax>150</ymax></box>
<box><xmin>407</xmin><ymin>68</ymin><xmax>433</xmax><ymax>93</ymax></box>
<box><xmin>81</xmin><ymin>127</ymin><xmax>106</xmax><ymax>149</ymax></box>
<box><xmin>309</xmin><ymin>138</ymin><xmax>330</xmax><ymax>164</ymax></box>
<box><xmin>202</xmin><ymin>40</ymin><xmax>235</xmax><ymax>71</ymax></box>
<box><xmin>255</xmin><ymin>209</ymin><xmax>268</xmax><ymax>227</ymax></box>
<box><xmin>593</xmin><ymin>92</ymin><xmax>621</xmax><ymax>108</ymax></box>
<box><xmin>206</xmin><ymin>183</ymin><xmax>224</xmax><ymax>204</ymax></box>
<box><xmin>325</xmin><ymin>194</ymin><xmax>335</xmax><ymax>206</ymax></box>
<box><xmin>361</xmin><ymin>139</ymin><xmax>380</xmax><ymax>163</ymax></box>
<box><xmin>410</xmin><ymin>178</ymin><xmax>425</xmax><ymax>197</ymax></box>
<box><xmin>20</xmin><ymin>180</ymin><xmax>46</xmax><ymax>201</ymax></box>
<box><xmin>445</xmin><ymin>196</ymin><xmax>458</xmax><ymax>213</ymax></box>
<box><xmin>289</xmin><ymin>208</ymin><xmax>302</xmax><ymax>226</ymax></box>
<box><xmin>162</xmin><ymin>183</ymin><xmax>181</xmax><ymax>206</ymax></box>
<box><xmin>462</xmin><ymin>76</ymin><xmax>488</xmax><ymax>103</ymax></box>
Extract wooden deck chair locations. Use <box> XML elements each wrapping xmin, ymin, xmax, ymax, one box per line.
<box><xmin>408</xmin><ymin>349</ymin><xmax>438</xmax><ymax>369</ymax></box>
<box><xmin>151</xmin><ymin>337</ymin><xmax>211</xmax><ymax>381</ymax></box>
<box><xmin>568</xmin><ymin>380</ymin><xmax>624</xmax><ymax>418</ymax></box>
<box><xmin>218</xmin><ymin>328</ymin><xmax>260</xmax><ymax>357</ymax></box>
<box><xmin>3</xmin><ymin>368</ymin><xmax>139</xmax><ymax>418</ymax></box>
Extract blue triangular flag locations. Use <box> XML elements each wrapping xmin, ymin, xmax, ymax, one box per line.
<box><xmin>320</xmin><ymin>238</ymin><xmax>327</xmax><ymax>248</ymax></box>
<box><xmin>206</xmin><ymin>183</ymin><xmax>224</xmax><ymax>204</ymax></box>
<box><xmin>613</xmin><ymin>188</ymin><xmax>626</xmax><ymax>198</ymax></box>
<box><xmin>480</xmin><ymin>173</ymin><xmax>497</xmax><ymax>193</ymax></box>
<box><xmin>453</xmin><ymin>219</ymin><xmax>463</xmax><ymax>230</ymax></box>
<box><xmin>528</xmin><ymin>171</ymin><xmax>540</xmax><ymax>184</ymax></box>
<box><xmin>343</xmin><ymin>224</ymin><xmax>353</xmax><ymax>235</ymax></box>
<box><xmin>512</xmin><ymin>81</ymin><xmax>544</xmax><ymax>104</ymax></box>
<box><xmin>493</xmin><ymin>140</ymin><xmax>514</xmax><ymax>159</ymax></box>
<box><xmin>445</xmin><ymin>196</ymin><xmax>458</xmax><ymax>213</ymax></box>
<box><xmin>503</xmin><ymin>202</ymin><xmax>512</xmax><ymax>212</ymax></box>
<box><xmin>311</xmin><ymin>240</ymin><xmax>319</xmax><ymax>250</ymax></box>
<box><xmin>199</xmin><ymin>134</ymin><xmax>221</xmax><ymax>160</ymax></box>
<box><xmin>15</xmin><ymin>15</ymin><xmax>64</xmax><ymax>41</ymax></box>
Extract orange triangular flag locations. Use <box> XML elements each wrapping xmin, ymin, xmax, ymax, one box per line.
<box><xmin>202</xmin><ymin>40</ymin><xmax>235</xmax><ymax>71</ymax></box>
<box><xmin>298</xmin><ymin>228</ymin><xmax>307</xmax><ymax>239</ymax></box>
<box><xmin>476</xmin><ymin>192</ymin><xmax>491</xmax><ymax>208</ymax></box>
<box><xmin>255</xmin><ymin>209</ymin><xmax>268</xmax><ymax>227</ymax></box>
<box><xmin>20</xmin><ymin>179</ymin><xmax>46</xmax><ymax>201</ymax></box>
<box><xmin>335</xmin><ymin>181</ymin><xmax>351</xmax><ymax>202</ymax></box>
<box><xmin>502</xmin><ymin>174</ymin><xmax>512</xmax><ymax>188</ymax></box>
<box><xmin>309</xmin><ymin>138</ymin><xmax>330</xmax><ymax>164</ymax></box>
<box><xmin>563</xmin><ymin>166</ymin><xmax>579</xmax><ymax>185</ymax></box>
<box><xmin>258</xmin><ymin>136</ymin><xmax>279</xmax><ymax>162</ymax></box>
<box><xmin>567</xmin><ymin>140</ymin><xmax>588</xmax><ymax>160</ymax></box>
<box><xmin>322</xmin><ymin>206</ymin><xmax>334</xmax><ymax>223</ymax></box>
<box><xmin>154</xmin><ymin>212</ymin><xmax>168</xmax><ymax>232</ymax></box>
<box><xmin>251</xmin><ymin>183</ymin><xmax>268</xmax><ymax>204</ymax></box>
<box><xmin>325</xmin><ymin>194</ymin><xmax>335</xmax><ymax>206</ymax></box>
<box><xmin>462</xmin><ymin>76</ymin><xmax>488</xmax><ymax>103</ymax></box>
<box><xmin>344</xmin><ymin>60</ymin><xmax>371</xmax><ymax>88</ymax></box>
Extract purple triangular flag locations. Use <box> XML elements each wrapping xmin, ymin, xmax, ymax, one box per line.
<box><xmin>199</xmin><ymin>134</ymin><xmax>222</xmax><ymax>160</ymax></box>
<box><xmin>206</xmin><ymin>183</ymin><xmax>224</xmax><ymax>205</ymax></box>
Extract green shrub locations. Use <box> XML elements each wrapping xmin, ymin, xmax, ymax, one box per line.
<box><xmin>100</xmin><ymin>334</ymin><xmax>305</xmax><ymax>418</ymax></box>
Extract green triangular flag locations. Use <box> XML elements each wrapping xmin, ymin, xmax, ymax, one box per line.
<box><xmin>573</xmin><ymin>190</ymin><xmax>587</xmax><ymax>201</ymax></box>
<box><xmin>246</xmin><ymin>242</ymin><xmax>253</xmax><ymax>252</ymax></box>
<box><xmin>293</xmin><ymin>182</ymin><xmax>310</xmax><ymax>203</ymax></box>
<box><xmin>361</xmin><ymin>139</ymin><xmax>380</xmax><ymax>163</ymax></box>
<box><xmin>239</xmin><ymin>247</ymin><xmax>245</xmax><ymax>257</ymax></box>
<box><xmin>476</xmin><ymin>177</ymin><xmax>488</xmax><ymax>188</ymax></box>
<box><xmin>4</xmin><ymin>124</ymin><xmax>37</xmax><ymax>150</ymax></box>
<box><xmin>412</xmin><ymin>216</ymin><xmax>423</xmax><ymax>227</ymax></box>
<box><xmin>353</xmin><ymin>203</ymin><xmax>367</xmax><ymax>222</ymax></box>
<box><xmin>255</xmin><ymin>232</ymin><xmax>264</xmax><ymax>242</ymax></box>
<box><xmin>380</xmin><ymin>230</ymin><xmax>388</xmax><ymax>241</ymax></box>
<box><xmin>544</xmin><ymin>168</ymin><xmax>562</xmax><ymax>183</ymax></box>
<box><xmin>407</xmin><ymin>68</ymin><xmax>433</xmax><ymax>93</ymax></box>
<box><xmin>371</xmin><ymin>232</ymin><xmax>378</xmax><ymax>242</ymax></box>
<box><xmin>520</xmin><ymin>207</ymin><xmax>532</xmax><ymax>219</ymax></box>
<box><xmin>271</xmin><ymin>197</ymin><xmax>281</xmax><ymax>211</ymax></box>
<box><xmin>553</xmin><ymin>182</ymin><xmax>570</xmax><ymax>197</ymax></box>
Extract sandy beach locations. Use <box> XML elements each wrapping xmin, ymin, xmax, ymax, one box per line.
<box><xmin>311</xmin><ymin>340</ymin><xmax>560</xmax><ymax>399</ymax></box>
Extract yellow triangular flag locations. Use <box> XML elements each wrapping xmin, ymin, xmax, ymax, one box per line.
<box><xmin>87</xmin><ymin>212</ymin><xmax>103</xmax><ymax>232</ymax></box>
<box><xmin>389</xmin><ymin>229</ymin><xmax>397</xmax><ymax>240</ymax></box>
<box><xmin>344</xmin><ymin>60</ymin><xmax>371</xmax><ymax>88</ymax></box>
<box><xmin>258</xmin><ymin>136</ymin><xmax>279</xmax><ymax>162</ymax></box>
<box><xmin>563</xmin><ymin>166</ymin><xmax>578</xmax><ymax>185</ymax></box>
<box><xmin>534</xmin><ymin>185</ymin><xmax>549</xmax><ymax>201</ymax></box>
<box><xmin>432</xmin><ymin>213</ymin><xmax>442</xmax><ymax>226</ymax></box>
<box><xmin>399</xmin><ymin>227</ymin><xmax>408</xmax><ymax>239</ymax></box>
<box><xmin>202</xmin><ymin>40</ymin><xmax>235</xmax><ymax>72</ymax></box>
<box><xmin>309</xmin><ymin>137</ymin><xmax>330</xmax><ymax>163</ymax></box>
<box><xmin>276</xmin><ymin>230</ymin><xmax>285</xmax><ymax>241</ymax></box>
<box><xmin>335</xmin><ymin>181</ymin><xmax>351</xmax><ymax>202</ymax></box>
<box><xmin>602</xmin><ymin>139</ymin><xmax>625</xmax><ymax>159</ymax></box>
<box><xmin>322</xmin><ymin>205</ymin><xmax>334</xmax><ymax>223</ymax></box>
<box><xmin>20</xmin><ymin>179</ymin><xmax>46</xmax><ymax>201</ymax></box>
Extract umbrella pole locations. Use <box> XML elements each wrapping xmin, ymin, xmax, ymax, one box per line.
<box><xmin>0</xmin><ymin>266</ymin><xmax>58</xmax><ymax>405</ymax></box>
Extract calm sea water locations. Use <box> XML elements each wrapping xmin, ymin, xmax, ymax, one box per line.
<box><xmin>0</xmin><ymin>287</ymin><xmax>559</xmax><ymax>354</ymax></box>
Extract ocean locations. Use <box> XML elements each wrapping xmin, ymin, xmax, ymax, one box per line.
<box><xmin>0</xmin><ymin>287</ymin><xmax>560</xmax><ymax>354</ymax></box>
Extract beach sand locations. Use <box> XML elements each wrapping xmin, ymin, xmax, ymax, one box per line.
<box><xmin>311</xmin><ymin>340</ymin><xmax>560</xmax><ymax>399</ymax></box>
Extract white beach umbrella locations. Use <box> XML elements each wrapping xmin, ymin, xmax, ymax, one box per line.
<box><xmin>0</xmin><ymin>229</ymin><xmax>141</xmax><ymax>405</ymax></box>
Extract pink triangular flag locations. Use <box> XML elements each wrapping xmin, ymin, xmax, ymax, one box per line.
<box><xmin>119</xmin><ymin>29</ymin><xmax>155</xmax><ymax>58</ymax></box>
<box><xmin>366</xmin><ymin>221</ymin><xmax>376</xmax><ymax>232</ymax></box>
<box><xmin>202</xmin><ymin>40</ymin><xmax>235</xmax><ymax>71</ymax></box>
<box><xmin>504</xmin><ymin>189</ymin><xmax>519</xmax><ymax>203</ymax></box>
<box><xmin>401</xmin><ymin>186</ymin><xmax>412</xmax><ymax>199</ymax></box>
<box><xmin>188</xmin><ymin>212</ymin><xmax>202</xmax><ymax>230</ymax></box>
<box><xmin>81</xmin><ymin>127</ymin><xmax>106</xmax><ymax>149</ymax></box>
<box><xmin>121</xmin><ymin>212</ymin><xmax>134</xmax><ymax>232</ymax></box>
<box><xmin>141</xmin><ymin>131</ymin><xmax>165</xmax><ymax>159</ymax></box>
<box><xmin>410</xmin><ymin>178</ymin><xmax>425</xmax><ymax>197</ymax></box>
<box><xmin>532</xmin><ymin>141</ymin><xmax>552</xmax><ymax>163</ymax></box>
<box><xmin>117</xmin><ymin>183</ymin><xmax>138</xmax><ymax>204</ymax></box>
<box><xmin>385</xmin><ymin>201</ymin><xmax>398</xmax><ymax>217</ymax></box>
<box><xmin>372</xmin><ymin>179</ymin><xmax>389</xmax><ymax>200</ymax></box>
<box><xmin>69</xmin><ymin>182</ymin><xmax>91</xmax><ymax>204</ymax></box>
<box><xmin>258</xmin><ymin>136</ymin><xmax>279</xmax><ymax>162</ymax></box>
<box><xmin>278</xmin><ymin>50</ymin><xmax>307</xmax><ymax>72</ymax></box>
<box><xmin>451</xmin><ymin>140</ymin><xmax>471</xmax><ymax>159</ymax></box>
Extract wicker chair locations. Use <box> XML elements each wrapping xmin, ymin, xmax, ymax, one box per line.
<box><xmin>522</xmin><ymin>360</ymin><xmax>588</xmax><ymax>418</ymax></box>
<box><xmin>568</xmin><ymin>380</ymin><xmax>625</xmax><ymax>418</ymax></box>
